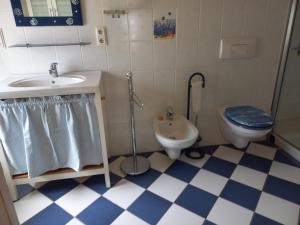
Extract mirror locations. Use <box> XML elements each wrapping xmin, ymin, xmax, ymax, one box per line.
<box><xmin>10</xmin><ymin>0</ymin><xmax>83</xmax><ymax>26</ymax></box>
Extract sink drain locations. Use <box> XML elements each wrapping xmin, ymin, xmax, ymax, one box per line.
<box><xmin>169</xmin><ymin>136</ymin><xmax>177</xmax><ymax>140</ymax></box>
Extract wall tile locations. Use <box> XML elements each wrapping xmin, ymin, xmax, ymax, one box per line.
<box><xmin>243</xmin><ymin>0</ymin><xmax>268</xmax><ymax>36</ymax></box>
<box><xmin>154</xmin><ymin>70</ymin><xmax>176</xmax><ymax>108</ymax></box>
<box><xmin>127</xmin><ymin>0</ymin><xmax>153</xmax><ymax>9</ymax></box>
<box><xmin>81</xmin><ymin>0</ymin><xmax>102</xmax><ymax>26</ymax></box>
<box><xmin>221</xmin><ymin>0</ymin><xmax>246</xmax><ymax>37</ymax></box>
<box><xmin>1</xmin><ymin>48</ymin><xmax>32</xmax><ymax>74</ymax></box>
<box><xmin>130</xmin><ymin>41</ymin><xmax>153</xmax><ymax>70</ymax></box>
<box><xmin>107</xmin><ymin>42</ymin><xmax>130</xmax><ymax>70</ymax></box>
<box><xmin>176</xmin><ymin>38</ymin><xmax>198</xmax><ymax>69</ymax></box>
<box><xmin>30</xmin><ymin>47</ymin><xmax>57</xmax><ymax>74</ymax></box>
<box><xmin>199</xmin><ymin>0</ymin><xmax>223</xmax><ymax>38</ymax></box>
<box><xmin>103</xmin><ymin>0</ymin><xmax>127</xmax><ymax>10</ymax></box>
<box><xmin>53</xmin><ymin>27</ymin><xmax>79</xmax><ymax>43</ymax></box>
<box><xmin>0</xmin><ymin>0</ymin><xmax>12</xmax><ymax>12</ymax></box>
<box><xmin>81</xmin><ymin>44</ymin><xmax>108</xmax><ymax>71</ymax></box>
<box><xmin>136</xmin><ymin>120</ymin><xmax>161</xmax><ymax>152</ymax></box>
<box><xmin>128</xmin><ymin>9</ymin><xmax>153</xmax><ymax>41</ymax></box>
<box><xmin>104</xmin><ymin>71</ymin><xmax>129</xmax><ymax>99</ymax></box>
<box><xmin>25</xmin><ymin>27</ymin><xmax>54</xmax><ymax>44</ymax></box>
<box><xmin>104</xmin><ymin>14</ymin><xmax>129</xmax><ymax>44</ymax></box>
<box><xmin>154</xmin><ymin>40</ymin><xmax>176</xmax><ymax>69</ymax></box>
<box><xmin>132</xmin><ymin>70</ymin><xmax>155</xmax><ymax>121</ymax></box>
<box><xmin>0</xmin><ymin>11</ymin><xmax>26</xmax><ymax>46</ymax></box>
<box><xmin>56</xmin><ymin>46</ymin><xmax>83</xmax><ymax>73</ymax></box>
<box><xmin>153</xmin><ymin>0</ymin><xmax>178</xmax><ymax>8</ymax></box>
<box><xmin>177</xmin><ymin>0</ymin><xmax>200</xmax><ymax>39</ymax></box>
<box><xmin>108</xmin><ymin>123</ymin><xmax>132</xmax><ymax>156</ymax></box>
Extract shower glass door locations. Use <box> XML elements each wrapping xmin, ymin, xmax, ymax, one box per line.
<box><xmin>274</xmin><ymin>0</ymin><xmax>300</xmax><ymax>150</ymax></box>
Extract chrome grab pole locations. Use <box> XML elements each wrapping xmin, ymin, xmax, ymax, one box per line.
<box><xmin>120</xmin><ymin>72</ymin><xmax>150</xmax><ymax>175</ymax></box>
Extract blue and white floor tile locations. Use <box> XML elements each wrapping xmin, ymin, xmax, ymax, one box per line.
<box><xmin>14</xmin><ymin>142</ymin><xmax>300</xmax><ymax>225</ymax></box>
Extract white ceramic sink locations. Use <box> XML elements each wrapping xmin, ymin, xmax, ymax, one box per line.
<box><xmin>8</xmin><ymin>75</ymin><xmax>86</xmax><ymax>88</ymax></box>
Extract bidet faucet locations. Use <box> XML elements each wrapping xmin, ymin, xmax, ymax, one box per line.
<box><xmin>49</xmin><ymin>63</ymin><xmax>59</xmax><ymax>77</ymax></box>
<box><xmin>166</xmin><ymin>106</ymin><xmax>174</xmax><ymax>121</ymax></box>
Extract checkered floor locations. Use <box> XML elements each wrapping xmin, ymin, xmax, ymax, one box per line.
<box><xmin>14</xmin><ymin>142</ymin><xmax>300</xmax><ymax>225</ymax></box>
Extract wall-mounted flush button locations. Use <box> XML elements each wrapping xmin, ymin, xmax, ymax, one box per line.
<box><xmin>95</xmin><ymin>26</ymin><xmax>107</xmax><ymax>47</ymax></box>
<box><xmin>0</xmin><ymin>28</ymin><xmax>6</xmax><ymax>48</ymax></box>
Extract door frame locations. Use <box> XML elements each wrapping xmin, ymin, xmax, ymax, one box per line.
<box><xmin>271</xmin><ymin>0</ymin><xmax>299</xmax><ymax>119</ymax></box>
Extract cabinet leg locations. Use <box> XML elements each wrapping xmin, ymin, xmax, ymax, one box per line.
<box><xmin>8</xmin><ymin>181</ymin><xmax>18</xmax><ymax>202</ymax></box>
<box><xmin>104</xmin><ymin>171</ymin><xmax>111</xmax><ymax>188</ymax></box>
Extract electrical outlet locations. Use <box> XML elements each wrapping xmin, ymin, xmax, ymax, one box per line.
<box><xmin>0</xmin><ymin>28</ymin><xmax>6</xmax><ymax>48</ymax></box>
<box><xmin>95</xmin><ymin>26</ymin><xmax>107</xmax><ymax>47</ymax></box>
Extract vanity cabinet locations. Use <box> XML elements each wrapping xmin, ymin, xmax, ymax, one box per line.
<box><xmin>0</xmin><ymin>71</ymin><xmax>110</xmax><ymax>201</ymax></box>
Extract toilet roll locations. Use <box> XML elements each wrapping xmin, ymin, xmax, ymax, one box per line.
<box><xmin>191</xmin><ymin>80</ymin><xmax>203</xmax><ymax>113</ymax></box>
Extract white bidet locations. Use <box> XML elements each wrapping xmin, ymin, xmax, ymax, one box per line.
<box><xmin>153</xmin><ymin>114</ymin><xmax>199</xmax><ymax>159</ymax></box>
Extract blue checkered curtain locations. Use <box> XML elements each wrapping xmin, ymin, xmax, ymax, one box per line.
<box><xmin>0</xmin><ymin>94</ymin><xmax>102</xmax><ymax>177</ymax></box>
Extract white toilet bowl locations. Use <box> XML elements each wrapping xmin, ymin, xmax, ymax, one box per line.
<box><xmin>153</xmin><ymin>114</ymin><xmax>199</xmax><ymax>159</ymax></box>
<box><xmin>217</xmin><ymin>108</ymin><xmax>272</xmax><ymax>149</ymax></box>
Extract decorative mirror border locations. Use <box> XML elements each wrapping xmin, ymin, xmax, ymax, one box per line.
<box><xmin>10</xmin><ymin>0</ymin><xmax>83</xmax><ymax>26</ymax></box>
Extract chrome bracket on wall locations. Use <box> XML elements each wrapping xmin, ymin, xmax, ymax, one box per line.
<box><xmin>103</xmin><ymin>10</ymin><xmax>128</xmax><ymax>18</ymax></box>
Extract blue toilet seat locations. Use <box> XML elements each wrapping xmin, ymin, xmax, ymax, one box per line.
<box><xmin>224</xmin><ymin>106</ymin><xmax>273</xmax><ymax>130</ymax></box>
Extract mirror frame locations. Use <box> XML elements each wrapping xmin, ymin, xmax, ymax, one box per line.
<box><xmin>10</xmin><ymin>0</ymin><xmax>83</xmax><ymax>26</ymax></box>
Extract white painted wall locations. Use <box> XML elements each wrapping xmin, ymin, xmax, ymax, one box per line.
<box><xmin>0</xmin><ymin>0</ymin><xmax>290</xmax><ymax>156</ymax></box>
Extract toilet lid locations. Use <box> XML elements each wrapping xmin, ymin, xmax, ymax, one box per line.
<box><xmin>224</xmin><ymin>106</ymin><xmax>273</xmax><ymax>130</ymax></box>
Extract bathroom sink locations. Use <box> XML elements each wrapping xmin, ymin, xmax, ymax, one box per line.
<box><xmin>8</xmin><ymin>75</ymin><xmax>86</xmax><ymax>88</ymax></box>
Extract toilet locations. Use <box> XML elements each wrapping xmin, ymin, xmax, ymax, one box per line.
<box><xmin>217</xmin><ymin>106</ymin><xmax>273</xmax><ymax>149</ymax></box>
<box><xmin>153</xmin><ymin>114</ymin><xmax>198</xmax><ymax>159</ymax></box>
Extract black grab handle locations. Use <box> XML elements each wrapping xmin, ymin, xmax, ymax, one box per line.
<box><xmin>187</xmin><ymin>72</ymin><xmax>206</xmax><ymax>120</ymax></box>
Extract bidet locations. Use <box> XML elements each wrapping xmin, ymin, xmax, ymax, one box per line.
<box><xmin>153</xmin><ymin>114</ymin><xmax>198</xmax><ymax>159</ymax></box>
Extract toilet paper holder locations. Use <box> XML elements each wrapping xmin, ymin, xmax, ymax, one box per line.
<box><xmin>185</xmin><ymin>72</ymin><xmax>206</xmax><ymax>160</ymax></box>
<box><xmin>187</xmin><ymin>72</ymin><xmax>206</xmax><ymax>120</ymax></box>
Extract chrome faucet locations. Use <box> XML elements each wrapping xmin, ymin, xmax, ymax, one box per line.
<box><xmin>49</xmin><ymin>63</ymin><xmax>59</xmax><ymax>77</ymax></box>
<box><xmin>166</xmin><ymin>106</ymin><xmax>174</xmax><ymax>121</ymax></box>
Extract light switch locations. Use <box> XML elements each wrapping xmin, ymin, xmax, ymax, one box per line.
<box><xmin>219</xmin><ymin>37</ymin><xmax>256</xmax><ymax>59</ymax></box>
<box><xmin>95</xmin><ymin>26</ymin><xmax>107</xmax><ymax>47</ymax></box>
<box><xmin>0</xmin><ymin>28</ymin><xmax>6</xmax><ymax>48</ymax></box>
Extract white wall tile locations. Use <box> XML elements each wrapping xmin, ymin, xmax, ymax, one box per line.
<box><xmin>130</xmin><ymin>41</ymin><xmax>153</xmax><ymax>70</ymax></box>
<box><xmin>102</xmin><ymin>0</ymin><xmax>127</xmax><ymax>10</ymax></box>
<box><xmin>1</xmin><ymin>48</ymin><xmax>32</xmax><ymax>74</ymax></box>
<box><xmin>127</xmin><ymin>0</ymin><xmax>153</xmax><ymax>9</ymax></box>
<box><xmin>221</xmin><ymin>0</ymin><xmax>246</xmax><ymax>37</ymax></box>
<box><xmin>104</xmin><ymin>71</ymin><xmax>129</xmax><ymax>99</ymax></box>
<box><xmin>128</xmin><ymin>9</ymin><xmax>153</xmax><ymax>41</ymax></box>
<box><xmin>30</xmin><ymin>47</ymin><xmax>57</xmax><ymax>74</ymax></box>
<box><xmin>176</xmin><ymin>38</ymin><xmax>198</xmax><ymax>69</ymax></box>
<box><xmin>0</xmin><ymin>0</ymin><xmax>12</xmax><ymax>12</ymax></box>
<box><xmin>177</xmin><ymin>0</ymin><xmax>200</xmax><ymax>39</ymax></box>
<box><xmin>154</xmin><ymin>69</ymin><xmax>175</xmax><ymax>108</ymax></box>
<box><xmin>107</xmin><ymin>42</ymin><xmax>130</xmax><ymax>70</ymax></box>
<box><xmin>25</xmin><ymin>27</ymin><xmax>54</xmax><ymax>44</ymax></box>
<box><xmin>154</xmin><ymin>40</ymin><xmax>176</xmax><ymax>69</ymax></box>
<box><xmin>81</xmin><ymin>44</ymin><xmax>108</xmax><ymax>71</ymax></box>
<box><xmin>199</xmin><ymin>0</ymin><xmax>223</xmax><ymax>38</ymax></box>
<box><xmin>153</xmin><ymin>0</ymin><xmax>178</xmax><ymax>9</ymax></box>
<box><xmin>80</xmin><ymin>0</ymin><xmax>102</xmax><ymax>26</ymax></box>
<box><xmin>108</xmin><ymin>123</ymin><xmax>131</xmax><ymax>156</ymax></box>
<box><xmin>56</xmin><ymin>46</ymin><xmax>83</xmax><ymax>73</ymax></box>
<box><xmin>53</xmin><ymin>27</ymin><xmax>79</xmax><ymax>43</ymax></box>
<box><xmin>0</xmin><ymin>11</ymin><xmax>26</xmax><ymax>46</ymax></box>
<box><xmin>132</xmin><ymin>70</ymin><xmax>156</xmax><ymax>121</ymax></box>
<box><xmin>104</xmin><ymin>14</ymin><xmax>129</xmax><ymax>44</ymax></box>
